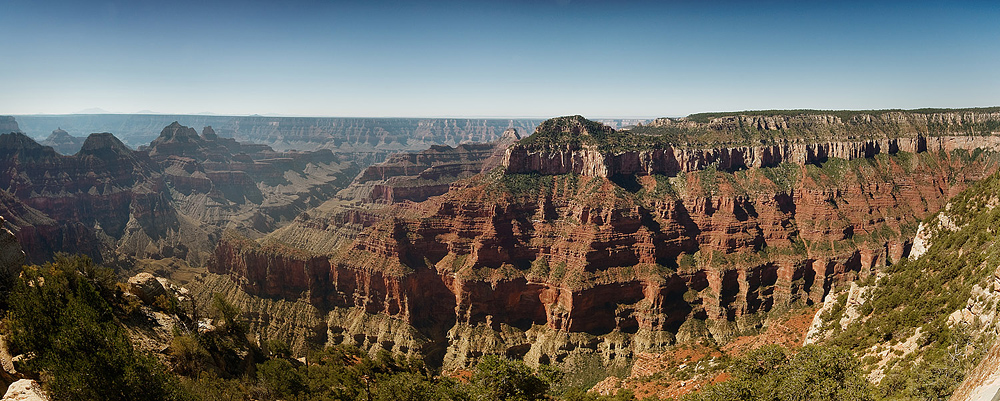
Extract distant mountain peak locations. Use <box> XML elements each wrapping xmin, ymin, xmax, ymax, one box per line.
<box><xmin>0</xmin><ymin>116</ymin><xmax>21</xmax><ymax>133</ymax></box>
<box><xmin>40</xmin><ymin>129</ymin><xmax>86</xmax><ymax>155</ymax></box>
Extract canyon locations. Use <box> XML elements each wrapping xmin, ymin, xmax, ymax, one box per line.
<box><xmin>0</xmin><ymin>119</ymin><xmax>358</xmax><ymax>265</ymax></box>
<box><xmin>5</xmin><ymin>109</ymin><xmax>1000</xmax><ymax>396</ymax></box>
<box><xmin>208</xmin><ymin>111</ymin><xmax>1000</xmax><ymax>378</ymax></box>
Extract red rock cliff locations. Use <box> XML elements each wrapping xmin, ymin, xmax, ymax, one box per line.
<box><xmin>209</xmin><ymin>112</ymin><xmax>1000</xmax><ymax>368</ymax></box>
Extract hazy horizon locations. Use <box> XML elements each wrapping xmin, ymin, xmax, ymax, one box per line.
<box><xmin>3</xmin><ymin>0</ymin><xmax>999</xmax><ymax>117</ymax></box>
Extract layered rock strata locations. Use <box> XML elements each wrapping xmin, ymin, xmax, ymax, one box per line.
<box><xmin>262</xmin><ymin>131</ymin><xmax>524</xmax><ymax>255</ymax></box>
<box><xmin>0</xmin><ymin>131</ymin><xmax>208</xmax><ymax>263</ymax></box>
<box><xmin>211</xmin><ymin>114</ymin><xmax>1000</xmax><ymax>371</ymax></box>
<box><xmin>145</xmin><ymin>123</ymin><xmax>359</xmax><ymax>237</ymax></box>
<box><xmin>506</xmin><ymin>112</ymin><xmax>1000</xmax><ymax>177</ymax></box>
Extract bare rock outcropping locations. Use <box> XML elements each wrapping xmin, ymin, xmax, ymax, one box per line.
<box><xmin>127</xmin><ymin>272</ymin><xmax>169</xmax><ymax>304</ymax></box>
<box><xmin>264</xmin><ymin>130</ymin><xmax>523</xmax><ymax>255</ymax></box>
<box><xmin>1</xmin><ymin>379</ymin><xmax>49</xmax><ymax>401</ymax></box>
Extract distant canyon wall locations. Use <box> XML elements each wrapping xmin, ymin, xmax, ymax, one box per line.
<box><xmin>12</xmin><ymin>115</ymin><xmax>542</xmax><ymax>164</ymax></box>
<box><xmin>504</xmin><ymin>135</ymin><xmax>1000</xmax><ymax>177</ymax></box>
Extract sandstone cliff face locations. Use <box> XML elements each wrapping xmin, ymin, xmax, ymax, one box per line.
<box><xmin>206</xmin><ymin>113</ymin><xmax>1000</xmax><ymax>373</ymax></box>
<box><xmin>505</xmin><ymin>135</ymin><xmax>1000</xmax><ymax>178</ymax></box>
<box><xmin>506</xmin><ymin>111</ymin><xmax>1000</xmax><ymax>177</ymax></box>
<box><xmin>260</xmin><ymin>134</ymin><xmax>524</xmax><ymax>255</ymax></box>
<box><xmin>0</xmin><ymin>191</ymin><xmax>102</xmax><ymax>265</ymax></box>
<box><xmin>356</xmin><ymin>143</ymin><xmax>500</xmax><ymax>204</ymax></box>
<box><xmin>213</xmin><ymin>144</ymin><xmax>1000</xmax><ymax>369</ymax></box>
<box><xmin>650</xmin><ymin>110</ymin><xmax>1000</xmax><ymax>137</ymax></box>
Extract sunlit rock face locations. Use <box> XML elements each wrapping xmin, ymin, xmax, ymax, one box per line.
<box><xmin>210</xmin><ymin>113</ymin><xmax>1000</xmax><ymax>369</ymax></box>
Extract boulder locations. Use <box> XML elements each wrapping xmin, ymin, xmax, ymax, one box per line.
<box><xmin>127</xmin><ymin>272</ymin><xmax>168</xmax><ymax>304</ymax></box>
<box><xmin>2</xmin><ymin>379</ymin><xmax>49</xmax><ymax>401</ymax></box>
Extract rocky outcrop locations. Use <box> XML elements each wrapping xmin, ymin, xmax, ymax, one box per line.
<box><xmin>0</xmin><ymin>120</ymin><xmax>365</xmax><ymax>264</ymax></box>
<box><xmin>1</xmin><ymin>379</ymin><xmax>49</xmax><ymax>401</ymax></box>
<box><xmin>38</xmin><ymin>128</ymin><xmax>85</xmax><ymax>155</ymax></box>
<box><xmin>127</xmin><ymin>272</ymin><xmax>169</xmax><ymax>304</ymax></box>
<box><xmin>0</xmin><ymin>191</ymin><xmax>102</xmax><ymax>265</ymax></box>
<box><xmin>259</xmin><ymin>133</ymin><xmax>523</xmax><ymax>255</ymax></box>
<box><xmin>951</xmin><ymin>340</ymin><xmax>1000</xmax><ymax>401</ymax></box>
<box><xmin>355</xmin><ymin>143</ymin><xmax>501</xmax><ymax>204</ymax></box>
<box><xmin>653</xmin><ymin>109</ymin><xmax>1000</xmax><ymax>135</ymax></box>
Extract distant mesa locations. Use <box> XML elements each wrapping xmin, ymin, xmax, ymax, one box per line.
<box><xmin>40</xmin><ymin>128</ymin><xmax>86</xmax><ymax>155</ymax></box>
<box><xmin>8</xmin><ymin>114</ymin><xmax>542</xmax><ymax>161</ymax></box>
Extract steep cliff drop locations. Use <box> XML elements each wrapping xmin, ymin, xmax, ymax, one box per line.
<box><xmin>209</xmin><ymin>110</ymin><xmax>1000</xmax><ymax>382</ymax></box>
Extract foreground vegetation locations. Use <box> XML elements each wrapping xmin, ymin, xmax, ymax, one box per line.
<box><xmin>0</xmin><ymin>254</ymin><xmax>620</xmax><ymax>400</ymax></box>
<box><xmin>810</xmin><ymin>169</ymin><xmax>1000</xmax><ymax>399</ymax></box>
<box><xmin>0</xmin><ymin>254</ymin><xmax>886</xmax><ymax>401</ymax></box>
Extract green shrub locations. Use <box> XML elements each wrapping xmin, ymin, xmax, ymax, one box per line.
<box><xmin>683</xmin><ymin>345</ymin><xmax>875</xmax><ymax>401</ymax></box>
<box><xmin>5</xmin><ymin>254</ymin><xmax>182</xmax><ymax>401</ymax></box>
<box><xmin>471</xmin><ymin>355</ymin><xmax>553</xmax><ymax>401</ymax></box>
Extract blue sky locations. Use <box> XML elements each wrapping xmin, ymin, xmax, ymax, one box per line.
<box><xmin>2</xmin><ymin>0</ymin><xmax>998</xmax><ymax>117</ymax></box>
